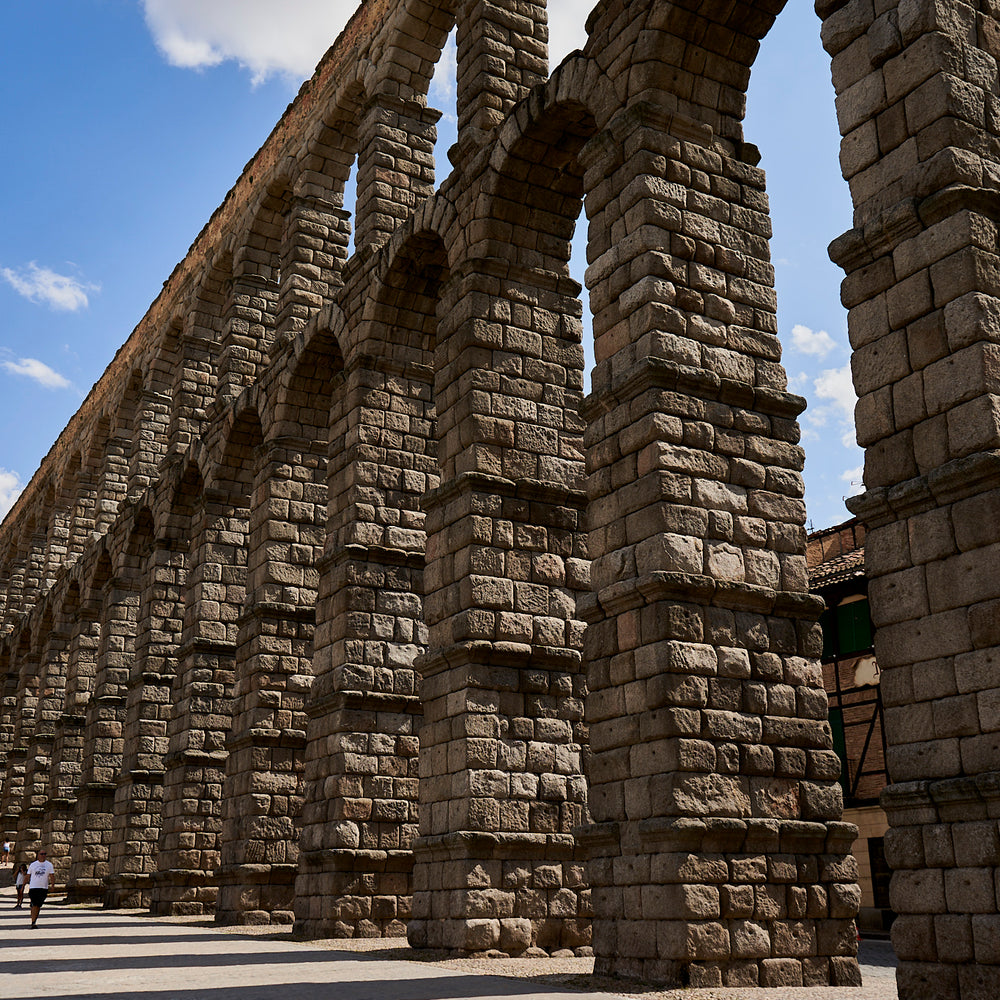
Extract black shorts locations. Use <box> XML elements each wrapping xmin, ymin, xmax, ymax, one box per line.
<box><xmin>28</xmin><ymin>888</ymin><xmax>48</xmax><ymax>907</ymax></box>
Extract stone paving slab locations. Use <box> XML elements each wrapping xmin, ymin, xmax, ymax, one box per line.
<box><xmin>0</xmin><ymin>887</ymin><xmax>898</xmax><ymax>1000</ymax></box>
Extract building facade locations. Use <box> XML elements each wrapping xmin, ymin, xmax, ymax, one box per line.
<box><xmin>808</xmin><ymin>519</ymin><xmax>892</xmax><ymax>935</ymax></box>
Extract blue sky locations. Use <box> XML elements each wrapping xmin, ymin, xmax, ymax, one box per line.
<box><xmin>0</xmin><ymin>0</ymin><xmax>860</xmax><ymax>532</ymax></box>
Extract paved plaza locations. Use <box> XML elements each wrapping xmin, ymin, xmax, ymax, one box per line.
<box><xmin>0</xmin><ymin>886</ymin><xmax>899</xmax><ymax>1000</ymax></box>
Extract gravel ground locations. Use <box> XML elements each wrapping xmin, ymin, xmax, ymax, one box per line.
<box><xmin>164</xmin><ymin>916</ymin><xmax>899</xmax><ymax>1000</ymax></box>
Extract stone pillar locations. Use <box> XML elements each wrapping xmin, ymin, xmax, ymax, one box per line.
<box><xmin>95</xmin><ymin>438</ymin><xmax>130</xmax><ymax>536</ymax></box>
<box><xmin>151</xmin><ymin>488</ymin><xmax>245</xmax><ymax>915</ymax></box>
<box><xmin>408</xmin><ymin>263</ymin><xmax>590</xmax><ymax>956</ymax></box>
<box><xmin>294</xmin><ymin>359</ymin><xmax>433</xmax><ymax>938</ymax></box>
<box><xmin>67</xmin><ymin>473</ymin><xmax>99</xmax><ymax>563</ymax></box>
<box><xmin>167</xmin><ymin>334</ymin><xmax>217</xmax><ymax>458</ymax></box>
<box><xmin>576</xmin><ymin>107</ymin><xmax>861</xmax><ymax>988</ymax></box>
<box><xmin>274</xmin><ymin>193</ymin><xmax>350</xmax><ymax>345</ymax></box>
<box><xmin>354</xmin><ymin>94</ymin><xmax>439</xmax><ymax>251</ymax></box>
<box><xmin>42</xmin><ymin>504</ymin><xmax>72</xmax><ymax>591</ymax></box>
<box><xmin>67</xmin><ymin>578</ymin><xmax>135</xmax><ymax>903</ymax></box>
<box><xmin>129</xmin><ymin>389</ymin><xmax>171</xmax><ymax>497</ymax></box>
<box><xmin>0</xmin><ymin>644</ymin><xmax>37</xmax><ymax>852</ymax></box>
<box><xmin>42</xmin><ymin>600</ymin><xmax>100</xmax><ymax>882</ymax></box>
<box><xmin>216</xmin><ymin>272</ymin><xmax>278</xmax><ymax>410</ymax></box>
<box><xmin>455</xmin><ymin>0</ymin><xmax>547</xmax><ymax>140</ymax></box>
<box><xmin>0</xmin><ymin>652</ymin><xmax>17</xmax><ymax>840</ymax></box>
<box><xmin>821</xmin><ymin>0</ymin><xmax>1000</xmax><ymax>995</ymax></box>
<box><xmin>16</xmin><ymin>625</ymin><xmax>71</xmax><ymax>854</ymax></box>
<box><xmin>104</xmin><ymin>536</ymin><xmax>186</xmax><ymax>909</ymax></box>
<box><xmin>216</xmin><ymin>437</ymin><xmax>325</xmax><ymax>925</ymax></box>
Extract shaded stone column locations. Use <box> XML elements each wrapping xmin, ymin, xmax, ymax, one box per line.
<box><xmin>0</xmin><ymin>642</ymin><xmax>38</xmax><ymax>851</ymax></box>
<box><xmin>576</xmin><ymin>106</ymin><xmax>860</xmax><ymax>988</ymax></box>
<box><xmin>354</xmin><ymin>94</ymin><xmax>439</xmax><ymax>251</ymax></box>
<box><xmin>166</xmin><ymin>333</ymin><xmax>217</xmax><ymax>458</ymax></box>
<box><xmin>274</xmin><ymin>193</ymin><xmax>350</xmax><ymax>345</ymax></box>
<box><xmin>67</xmin><ymin>575</ymin><xmax>135</xmax><ymax>902</ymax></box>
<box><xmin>16</xmin><ymin>623</ymin><xmax>71</xmax><ymax>853</ymax></box>
<box><xmin>455</xmin><ymin>0</ymin><xmax>547</xmax><ymax>139</ymax></box>
<box><xmin>104</xmin><ymin>535</ymin><xmax>186</xmax><ymax>909</ymax></box>
<box><xmin>42</xmin><ymin>600</ymin><xmax>99</xmax><ymax>884</ymax></box>
<box><xmin>151</xmin><ymin>488</ymin><xmax>245</xmax><ymax>915</ymax></box>
<box><xmin>294</xmin><ymin>358</ymin><xmax>433</xmax><ymax>938</ymax></box>
<box><xmin>821</xmin><ymin>0</ymin><xmax>1000</xmax><ymax>996</ymax></box>
<box><xmin>0</xmin><ymin>651</ymin><xmax>18</xmax><ymax>839</ymax></box>
<box><xmin>216</xmin><ymin>272</ymin><xmax>279</xmax><ymax>410</ymax></box>
<box><xmin>409</xmin><ymin>262</ymin><xmax>590</xmax><ymax>955</ymax></box>
<box><xmin>216</xmin><ymin>437</ymin><xmax>325</xmax><ymax>925</ymax></box>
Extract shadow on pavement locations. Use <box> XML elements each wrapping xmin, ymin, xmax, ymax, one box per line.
<box><xmin>1</xmin><ymin>976</ymin><xmax>600</xmax><ymax>1000</ymax></box>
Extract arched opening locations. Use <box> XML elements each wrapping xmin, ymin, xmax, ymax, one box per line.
<box><xmin>153</xmin><ymin>414</ymin><xmax>260</xmax><ymax>917</ymax></box>
<box><xmin>293</xmin><ymin>231</ymin><xmax>446</xmax><ymax>939</ymax></box>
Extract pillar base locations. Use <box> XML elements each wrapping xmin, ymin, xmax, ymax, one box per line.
<box><xmin>149</xmin><ymin>868</ymin><xmax>217</xmax><ymax>916</ymax></box>
<box><xmin>581</xmin><ymin>817</ymin><xmax>861</xmax><ymax>989</ymax></box>
<box><xmin>409</xmin><ymin>831</ymin><xmax>590</xmax><ymax>956</ymax></box>
<box><xmin>103</xmin><ymin>872</ymin><xmax>153</xmax><ymax>909</ymax></box>
<box><xmin>293</xmin><ymin>848</ymin><xmax>413</xmax><ymax>939</ymax></box>
<box><xmin>216</xmin><ymin>863</ymin><xmax>297</xmax><ymax>925</ymax></box>
<box><xmin>66</xmin><ymin>877</ymin><xmax>106</xmax><ymax>905</ymax></box>
<box><xmin>883</xmin><ymin>774</ymin><xmax>1000</xmax><ymax>1000</ymax></box>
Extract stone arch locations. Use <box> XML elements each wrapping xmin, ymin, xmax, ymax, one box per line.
<box><xmin>408</xmin><ymin>75</ymin><xmax>595</xmax><ymax>951</ymax></box>
<box><xmin>215</xmin><ymin>184</ymin><xmax>293</xmax><ymax>407</ymax></box>
<box><xmin>0</xmin><ymin>625</ymin><xmax>36</xmax><ymax>848</ymax></box>
<box><xmin>217</xmin><ymin>349</ymin><xmax>340</xmax><ymax>922</ymax></box>
<box><xmin>16</xmin><ymin>596</ymin><xmax>69</xmax><ymax>855</ymax></box>
<box><xmin>66</xmin><ymin>513</ymin><xmax>148</xmax><ymax>902</ymax></box>
<box><xmin>293</xmin><ymin>227</ymin><xmax>448</xmax><ymax>939</ymax></box>
<box><xmin>152</xmin><ymin>409</ymin><xmax>261</xmax><ymax>916</ymax></box>
<box><xmin>40</xmin><ymin>577</ymin><xmax>85</xmax><ymax>879</ymax></box>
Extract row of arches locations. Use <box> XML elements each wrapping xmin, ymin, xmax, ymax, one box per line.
<box><xmin>1</xmin><ymin>0</ymin><xmax>997</xmax><ymax>995</ymax></box>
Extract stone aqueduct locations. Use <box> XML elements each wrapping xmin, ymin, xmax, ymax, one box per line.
<box><xmin>1</xmin><ymin>0</ymin><xmax>998</xmax><ymax>994</ymax></box>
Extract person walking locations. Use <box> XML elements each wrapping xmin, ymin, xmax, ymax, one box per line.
<box><xmin>2</xmin><ymin>839</ymin><xmax>10</xmax><ymax>863</ymax></box>
<box><xmin>26</xmin><ymin>849</ymin><xmax>55</xmax><ymax>928</ymax></box>
<box><xmin>14</xmin><ymin>863</ymin><xmax>28</xmax><ymax>908</ymax></box>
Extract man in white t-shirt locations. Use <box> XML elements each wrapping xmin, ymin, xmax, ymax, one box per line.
<box><xmin>27</xmin><ymin>849</ymin><xmax>56</xmax><ymax>928</ymax></box>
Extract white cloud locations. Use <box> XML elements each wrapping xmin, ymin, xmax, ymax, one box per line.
<box><xmin>1</xmin><ymin>263</ymin><xmax>97</xmax><ymax>312</ymax></box>
<box><xmin>429</xmin><ymin>35</ymin><xmax>457</xmax><ymax>114</ymax></box>
<box><xmin>814</xmin><ymin>364</ymin><xmax>856</xmax><ymax>423</ymax></box>
<box><xmin>841</xmin><ymin>464</ymin><xmax>863</xmax><ymax>485</ymax></box>
<box><xmin>0</xmin><ymin>469</ymin><xmax>23</xmax><ymax>520</ymax></box>
<box><xmin>548</xmin><ymin>1</ymin><xmax>590</xmax><ymax>64</ymax></box>
<box><xmin>3</xmin><ymin>358</ymin><xmax>72</xmax><ymax>390</ymax></box>
<box><xmin>143</xmin><ymin>1</ymin><xmax>591</xmax><ymax>86</ymax></box>
<box><xmin>786</xmin><ymin>370</ymin><xmax>810</xmax><ymax>393</ymax></box>
<box><xmin>791</xmin><ymin>323</ymin><xmax>837</xmax><ymax>358</ymax></box>
<box><xmin>142</xmin><ymin>0</ymin><xmax>353</xmax><ymax>84</ymax></box>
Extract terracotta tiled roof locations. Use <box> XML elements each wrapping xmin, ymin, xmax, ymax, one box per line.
<box><xmin>809</xmin><ymin>546</ymin><xmax>865</xmax><ymax>588</ymax></box>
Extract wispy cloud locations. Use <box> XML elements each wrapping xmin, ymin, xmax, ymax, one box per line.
<box><xmin>142</xmin><ymin>0</ymin><xmax>352</xmax><ymax>84</ymax></box>
<box><xmin>841</xmin><ymin>464</ymin><xmax>863</xmax><ymax>485</ymax></box>
<box><xmin>790</xmin><ymin>323</ymin><xmax>837</xmax><ymax>359</ymax></box>
<box><xmin>429</xmin><ymin>35</ymin><xmax>457</xmax><ymax>116</ymax></box>
<box><xmin>814</xmin><ymin>363</ymin><xmax>857</xmax><ymax>446</ymax></box>
<box><xmin>3</xmin><ymin>357</ymin><xmax>72</xmax><ymax>390</ymax></box>
<box><xmin>2</xmin><ymin>263</ymin><xmax>98</xmax><ymax>312</ymax></box>
<box><xmin>143</xmin><ymin>0</ymin><xmax>592</xmax><ymax>86</ymax></box>
<box><xmin>0</xmin><ymin>469</ymin><xmax>23</xmax><ymax>520</ymax></box>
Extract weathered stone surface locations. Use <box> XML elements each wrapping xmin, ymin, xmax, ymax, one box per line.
<box><xmin>5</xmin><ymin>0</ymin><xmax>1000</xmax><ymax>994</ymax></box>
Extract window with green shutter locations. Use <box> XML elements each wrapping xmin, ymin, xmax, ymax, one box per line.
<box><xmin>828</xmin><ymin>706</ymin><xmax>849</xmax><ymax>794</ymax></box>
<box><xmin>835</xmin><ymin>599</ymin><xmax>872</xmax><ymax>655</ymax></box>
